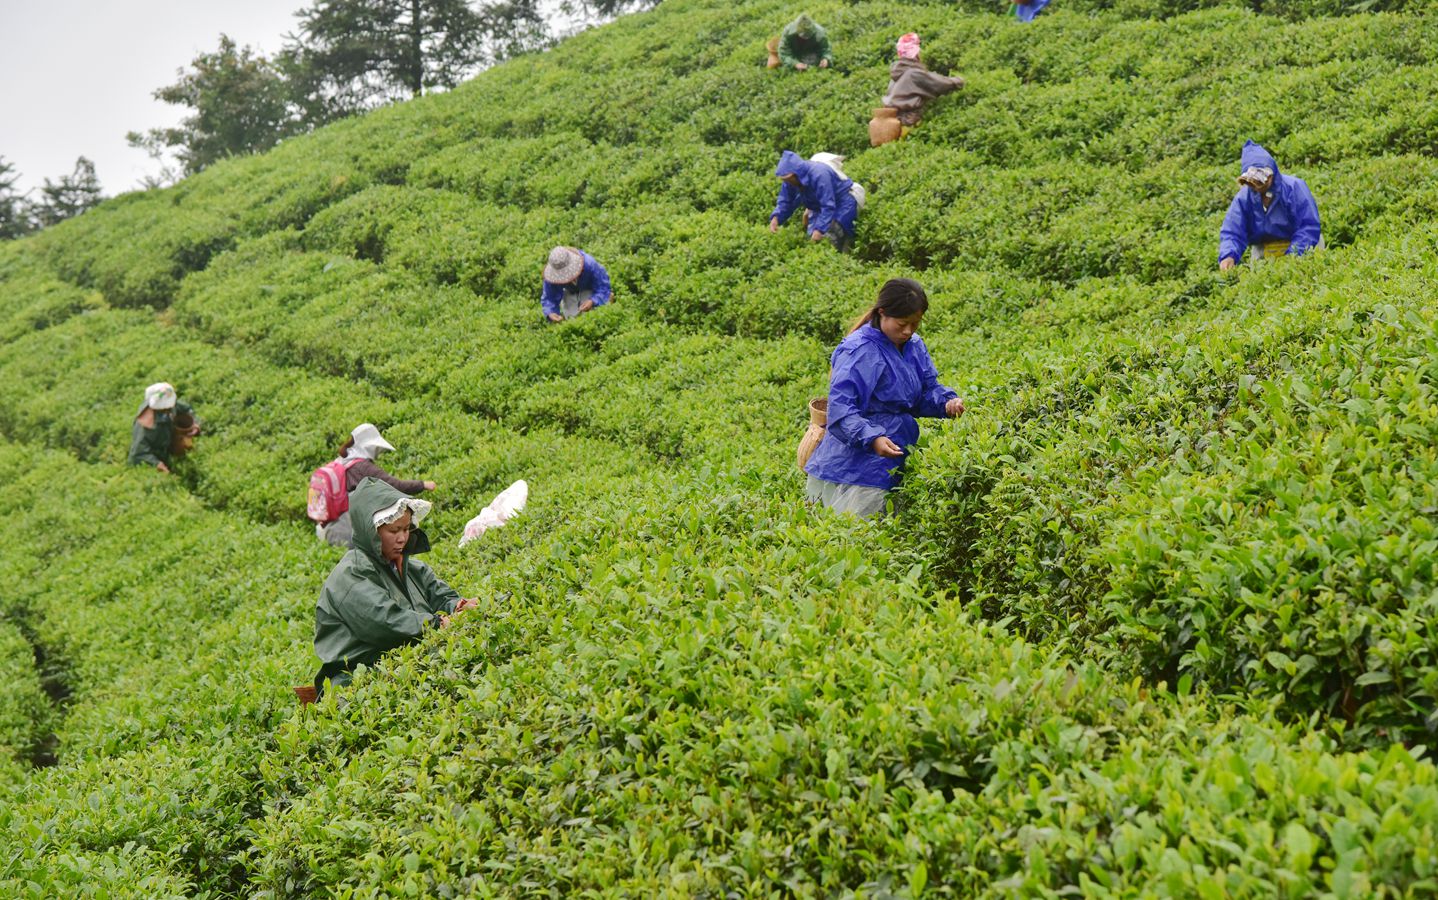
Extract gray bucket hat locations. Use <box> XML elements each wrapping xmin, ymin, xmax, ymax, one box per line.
<box><xmin>543</xmin><ymin>246</ymin><xmax>583</xmax><ymax>284</ymax></box>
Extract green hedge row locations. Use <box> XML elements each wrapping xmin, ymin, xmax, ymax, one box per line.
<box><xmin>906</xmin><ymin>228</ymin><xmax>1438</xmax><ymax>741</ymax></box>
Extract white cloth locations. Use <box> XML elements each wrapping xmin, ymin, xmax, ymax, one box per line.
<box><xmin>459</xmin><ymin>480</ymin><xmax>529</xmax><ymax>548</ymax></box>
<box><xmin>347</xmin><ymin>422</ymin><xmax>395</xmax><ymax>461</ymax></box>
<box><xmin>144</xmin><ymin>382</ymin><xmax>177</xmax><ymax>410</ymax></box>
<box><xmin>372</xmin><ymin>496</ymin><xmax>432</xmax><ymax>528</ymax></box>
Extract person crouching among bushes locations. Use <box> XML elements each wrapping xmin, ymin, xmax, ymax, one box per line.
<box><xmin>1218</xmin><ymin>140</ymin><xmax>1322</xmax><ymax>272</ymax></box>
<box><xmin>315</xmin><ymin>423</ymin><xmax>437</xmax><ymax>548</ymax></box>
<box><xmin>1012</xmin><ymin>0</ymin><xmax>1052</xmax><ymax>22</ymax></box>
<box><xmin>772</xmin><ymin>14</ymin><xmax>832</xmax><ymax>71</ymax></box>
<box><xmin>128</xmin><ymin>381</ymin><xmax>198</xmax><ymax>474</ymax></box>
<box><xmin>769</xmin><ymin>150</ymin><xmax>860</xmax><ymax>252</ymax></box>
<box><xmin>804</xmin><ymin>278</ymin><xmax>965</xmax><ymax>518</ymax></box>
<box><xmin>542</xmin><ymin>246</ymin><xmax>612</xmax><ymax>323</ymax></box>
<box><xmin>312</xmin><ymin>478</ymin><xmax>477</xmax><ymax>698</ymax></box>
<box><xmin>883</xmin><ymin>33</ymin><xmax>965</xmax><ymax>130</ymax></box>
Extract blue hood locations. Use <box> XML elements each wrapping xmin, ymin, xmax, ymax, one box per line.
<box><xmin>1239</xmin><ymin>140</ymin><xmax>1280</xmax><ymax>178</ymax></box>
<box><xmin>775</xmin><ymin>150</ymin><xmax>805</xmax><ymax>178</ymax></box>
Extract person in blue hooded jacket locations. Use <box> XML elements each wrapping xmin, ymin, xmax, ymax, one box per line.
<box><xmin>1219</xmin><ymin>140</ymin><xmax>1322</xmax><ymax>271</ymax></box>
<box><xmin>805</xmin><ymin>278</ymin><xmax>965</xmax><ymax>518</ymax></box>
<box><xmin>769</xmin><ymin>150</ymin><xmax>859</xmax><ymax>251</ymax></box>
<box><xmin>541</xmin><ymin>246</ymin><xmax>613</xmax><ymax>322</ymax></box>
<box><xmin>1012</xmin><ymin>0</ymin><xmax>1051</xmax><ymax>23</ymax></box>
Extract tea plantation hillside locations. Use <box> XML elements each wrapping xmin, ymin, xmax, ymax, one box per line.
<box><xmin>4</xmin><ymin>0</ymin><xmax>1438</xmax><ymax>894</ymax></box>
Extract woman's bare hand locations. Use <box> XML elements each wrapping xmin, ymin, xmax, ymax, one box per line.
<box><xmin>872</xmin><ymin>436</ymin><xmax>904</xmax><ymax>458</ymax></box>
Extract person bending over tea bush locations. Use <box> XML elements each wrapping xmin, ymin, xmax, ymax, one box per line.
<box><xmin>311</xmin><ymin>423</ymin><xmax>437</xmax><ymax>548</ymax></box>
<box><xmin>541</xmin><ymin>246</ymin><xmax>612</xmax><ymax>323</ymax></box>
<box><xmin>804</xmin><ymin>279</ymin><xmax>964</xmax><ymax>518</ymax></box>
<box><xmin>312</xmin><ymin>478</ymin><xmax>476</xmax><ymax>697</ymax></box>
<box><xmin>127</xmin><ymin>381</ymin><xmax>199</xmax><ymax>474</ymax></box>
<box><xmin>1012</xmin><ymin>0</ymin><xmax>1052</xmax><ymax>22</ymax></box>
<box><xmin>882</xmin><ymin>32</ymin><xmax>965</xmax><ymax>129</ymax></box>
<box><xmin>770</xmin><ymin>150</ymin><xmax>861</xmax><ymax>252</ymax></box>
<box><xmin>1219</xmin><ymin>140</ymin><xmax>1322</xmax><ymax>271</ymax></box>
<box><xmin>773</xmin><ymin>14</ymin><xmax>832</xmax><ymax>71</ymax></box>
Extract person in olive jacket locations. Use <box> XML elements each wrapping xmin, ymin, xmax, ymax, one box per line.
<box><xmin>128</xmin><ymin>381</ymin><xmax>198</xmax><ymax>473</ymax></box>
<box><xmin>312</xmin><ymin>478</ymin><xmax>476</xmax><ymax>696</ymax></box>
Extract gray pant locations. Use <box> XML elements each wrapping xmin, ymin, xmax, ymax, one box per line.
<box><xmin>559</xmin><ymin>288</ymin><xmax>593</xmax><ymax>320</ymax></box>
<box><xmin>318</xmin><ymin>516</ymin><xmax>353</xmax><ymax>548</ymax></box>
<box><xmin>803</xmin><ymin>211</ymin><xmax>853</xmax><ymax>252</ymax></box>
<box><xmin>806</xmin><ymin>474</ymin><xmax>888</xmax><ymax>518</ymax></box>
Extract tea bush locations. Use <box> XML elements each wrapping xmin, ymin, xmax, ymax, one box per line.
<box><xmin>906</xmin><ymin>232</ymin><xmax>1438</xmax><ymax>740</ymax></box>
<box><xmin>3</xmin><ymin>0</ymin><xmax>1438</xmax><ymax>893</ymax></box>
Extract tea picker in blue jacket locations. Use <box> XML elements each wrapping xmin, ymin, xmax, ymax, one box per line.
<box><xmin>769</xmin><ymin>150</ymin><xmax>860</xmax><ymax>252</ymax></box>
<box><xmin>804</xmin><ymin>278</ymin><xmax>965</xmax><ymax>518</ymax></box>
<box><xmin>1012</xmin><ymin>0</ymin><xmax>1051</xmax><ymax>22</ymax></box>
<box><xmin>1219</xmin><ymin>140</ymin><xmax>1322</xmax><ymax>271</ymax></box>
<box><xmin>541</xmin><ymin>246</ymin><xmax>612</xmax><ymax>322</ymax></box>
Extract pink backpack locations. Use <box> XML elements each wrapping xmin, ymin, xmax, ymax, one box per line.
<box><xmin>307</xmin><ymin>458</ymin><xmax>358</xmax><ymax>523</ymax></box>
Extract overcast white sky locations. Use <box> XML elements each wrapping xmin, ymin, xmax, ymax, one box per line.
<box><xmin>0</xmin><ymin>1</ymin><xmax>587</xmax><ymax>198</ymax></box>
<box><xmin>0</xmin><ymin>0</ymin><xmax>306</xmax><ymax>195</ymax></box>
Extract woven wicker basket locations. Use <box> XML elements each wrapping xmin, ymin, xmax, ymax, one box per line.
<box><xmin>796</xmin><ymin>396</ymin><xmax>828</xmax><ymax>471</ymax></box>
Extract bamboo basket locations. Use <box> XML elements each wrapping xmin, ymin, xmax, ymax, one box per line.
<box><xmin>796</xmin><ymin>397</ymin><xmax>828</xmax><ymax>471</ymax></box>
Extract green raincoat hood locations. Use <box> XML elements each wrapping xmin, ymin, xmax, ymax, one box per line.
<box><xmin>312</xmin><ymin>478</ymin><xmax>459</xmax><ymax>675</ymax></box>
<box><xmin>347</xmin><ymin>477</ymin><xmax>433</xmax><ymax>564</ymax></box>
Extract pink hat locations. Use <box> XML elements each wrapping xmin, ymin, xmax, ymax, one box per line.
<box><xmin>896</xmin><ymin>33</ymin><xmax>921</xmax><ymax>60</ymax></box>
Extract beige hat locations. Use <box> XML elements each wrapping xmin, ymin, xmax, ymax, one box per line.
<box><xmin>350</xmin><ymin>422</ymin><xmax>395</xmax><ymax>459</ymax></box>
<box><xmin>543</xmin><ymin>246</ymin><xmax>583</xmax><ymax>284</ymax></box>
<box><xmin>144</xmin><ymin>382</ymin><xmax>177</xmax><ymax>410</ymax></box>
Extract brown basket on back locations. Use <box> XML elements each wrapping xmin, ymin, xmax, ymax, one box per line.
<box><xmin>796</xmin><ymin>397</ymin><xmax>828</xmax><ymax>471</ymax></box>
<box><xmin>170</xmin><ymin>411</ymin><xmax>200</xmax><ymax>459</ymax></box>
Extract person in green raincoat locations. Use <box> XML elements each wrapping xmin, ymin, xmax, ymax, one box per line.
<box><xmin>312</xmin><ymin>477</ymin><xmax>477</xmax><ymax>696</ymax></box>
<box><xmin>128</xmin><ymin>381</ymin><xmax>199</xmax><ymax>473</ymax></box>
<box><xmin>776</xmin><ymin>14</ymin><xmax>833</xmax><ymax>71</ymax></box>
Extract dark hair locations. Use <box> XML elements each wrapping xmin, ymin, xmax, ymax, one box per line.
<box><xmin>337</xmin><ymin>435</ymin><xmax>355</xmax><ymax>458</ymax></box>
<box><xmin>848</xmin><ymin>278</ymin><xmax>929</xmax><ymax>334</ymax></box>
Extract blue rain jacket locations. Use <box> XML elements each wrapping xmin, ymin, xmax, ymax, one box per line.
<box><xmin>805</xmin><ymin>324</ymin><xmax>958</xmax><ymax>489</ymax></box>
<box><xmin>1218</xmin><ymin>141</ymin><xmax>1322</xmax><ymax>264</ymax></box>
<box><xmin>771</xmin><ymin>151</ymin><xmax>859</xmax><ymax>239</ymax></box>
<box><xmin>540</xmin><ymin>250</ymin><xmax>613</xmax><ymax>316</ymax></box>
<box><xmin>1014</xmin><ymin>0</ymin><xmax>1051</xmax><ymax>22</ymax></box>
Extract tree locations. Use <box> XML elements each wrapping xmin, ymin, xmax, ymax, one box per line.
<box><xmin>0</xmin><ymin>157</ymin><xmax>34</xmax><ymax>240</ymax></box>
<box><xmin>280</xmin><ymin>0</ymin><xmax>660</xmax><ymax>126</ymax></box>
<box><xmin>33</xmin><ymin>157</ymin><xmax>104</xmax><ymax>228</ymax></box>
<box><xmin>128</xmin><ymin>35</ymin><xmax>300</xmax><ymax>180</ymax></box>
<box><xmin>563</xmin><ymin>0</ymin><xmax>660</xmax><ymax>17</ymax></box>
<box><xmin>283</xmin><ymin>0</ymin><xmax>504</xmax><ymax>123</ymax></box>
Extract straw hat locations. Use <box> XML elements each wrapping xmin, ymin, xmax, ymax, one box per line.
<box><xmin>543</xmin><ymin>246</ymin><xmax>583</xmax><ymax>284</ymax></box>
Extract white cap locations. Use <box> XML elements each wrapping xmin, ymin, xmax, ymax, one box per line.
<box><xmin>351</xmin><ymin>422</ymin><xmax>395</xmax><ymax>458</ymax></box>
<box><xmin>144</xmin><ymin>382</ymin><xmax>177</xmax><ymax>410</ymax></box>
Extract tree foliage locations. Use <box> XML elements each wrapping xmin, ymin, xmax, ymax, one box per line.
<box><xmin>32</xmin><ymin>158</ymin><xmax>103</xmax><ymax>229</ymax></box>
<box><xmin>0</xmin><ymin>157</ymin><xmax>32</xmax><ymax>241</ymax></box>
<box><xmin>126</xmin><ymin>36</ymin><xmax>300</xmax><ymax>180</ymax></box>
<box><xmin>282</xmin><ymin>0</ymin><xmax>531</xmax><ymax>123</ymax></box>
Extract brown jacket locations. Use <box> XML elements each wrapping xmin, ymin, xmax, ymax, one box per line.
<box><xmin>882</xmin><ymin>58</ymin><xmax>965</xmax><ymax>124</ymax></box>
<box><xmin>345</xmin><ymin>458</ymin><xmax>425</xmax><ymax>496</ymax></box>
